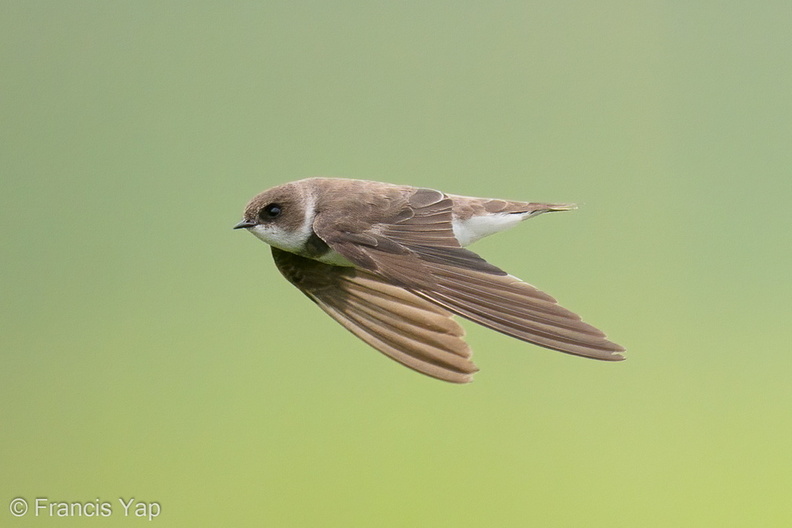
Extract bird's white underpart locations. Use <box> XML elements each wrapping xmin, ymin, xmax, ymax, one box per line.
<box><xmin>451</xmin><ymin>212</ymin><xmax>530</xmax><ymax>247</ymax></box>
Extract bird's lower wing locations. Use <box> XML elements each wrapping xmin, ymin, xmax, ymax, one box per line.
<box><xmin>271</xmin><ymin>248</ymin><xmax>478</xmax><ymax>383</ymax></box>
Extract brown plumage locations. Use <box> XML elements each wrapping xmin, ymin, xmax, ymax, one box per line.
<box><xmin>236</xmin><ymin>178</ymin><xmax>624</xmax><ymax>383</ymax></box>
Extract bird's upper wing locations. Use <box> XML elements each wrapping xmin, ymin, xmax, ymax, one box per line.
<box><xmin>272</xmin><ymin>247</ymin><xmax>478</xmax><ymax>383</ymax></box>
<box><xmin>313</xmin><ymin>187</ymin><xmax>625</xmax><ymax>361</ymax></box>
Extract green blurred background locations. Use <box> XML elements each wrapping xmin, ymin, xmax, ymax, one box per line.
<box><xmin>2</xmin><ymin>2</ymin><xmax>791</xmax><ymax>526</ymax></box>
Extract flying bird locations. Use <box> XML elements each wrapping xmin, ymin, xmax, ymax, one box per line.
<box><xmin>234</xmin><ymin>178</ymin><xmax>624</xmax><ymax>383</ymax></box>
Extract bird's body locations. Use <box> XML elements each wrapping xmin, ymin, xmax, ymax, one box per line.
<box><xmin>235</xmin><ymin>177</ymin><xmax>624</xmax><ymax>383</ymax></box>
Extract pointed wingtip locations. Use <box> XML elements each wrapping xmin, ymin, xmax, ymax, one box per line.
<box><xmin>598</xmin><ymin>343</ymin><xmax>627</xmax><ymax>361</ymax></box>
<box><xmin>439</xmin><ymin>371</ymin><xmax>477</xmax><ymax>384</ymax></box>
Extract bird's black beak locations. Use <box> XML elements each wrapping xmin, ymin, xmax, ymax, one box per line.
<box><xmin>233</xmin><ymin>219</ymin><xmax>257</xmax><ymax>230</ymax></box>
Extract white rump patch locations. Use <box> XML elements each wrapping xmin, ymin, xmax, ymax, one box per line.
<box><xmin>452</xmin><ymin>213</ymin><xmax>527</xmax><ymax>247</ymax></box>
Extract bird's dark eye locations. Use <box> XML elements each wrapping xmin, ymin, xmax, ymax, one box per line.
<box><xmin>260</xmin><ymin>203</ymin><xmax>282</xmax><ymax>220</ymax></box>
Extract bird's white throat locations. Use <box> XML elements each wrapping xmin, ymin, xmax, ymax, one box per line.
<box><xmin>249</xmin><ymin>190</ymin><xmax>317</xmax><ymax>254</ymax></box>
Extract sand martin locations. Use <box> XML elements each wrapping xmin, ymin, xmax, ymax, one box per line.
<box><xmin>235</xmin><ymin>178</ymin><xmax>624</xmax><ymax>383</ymax></box>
